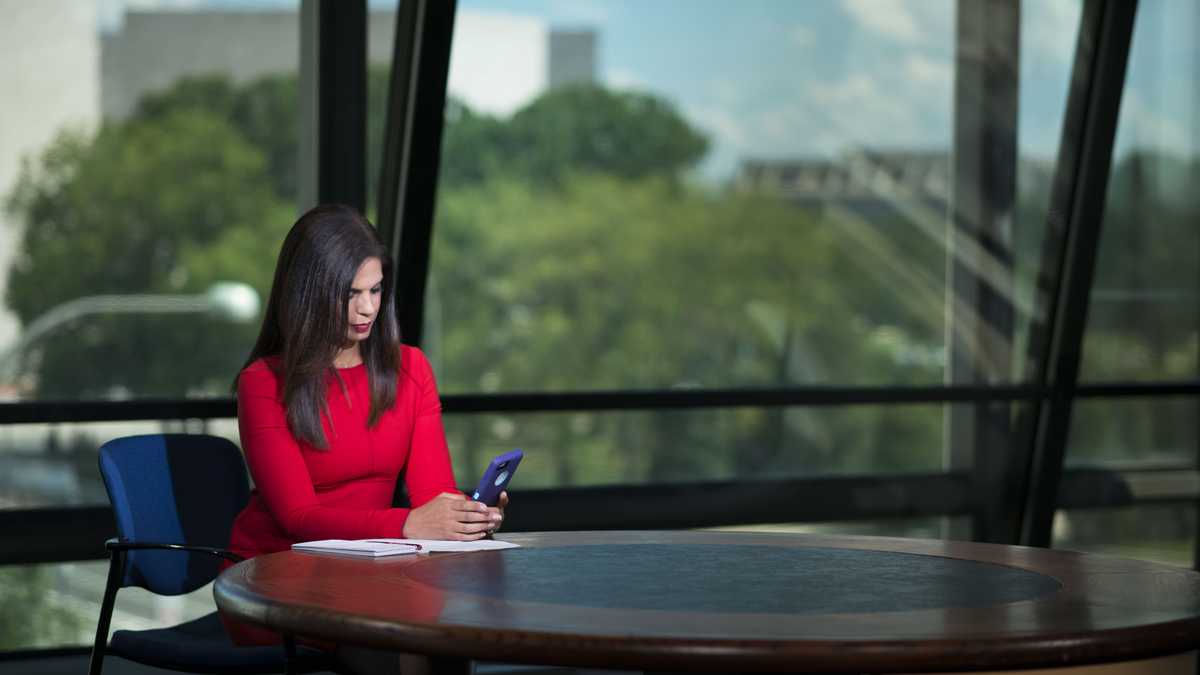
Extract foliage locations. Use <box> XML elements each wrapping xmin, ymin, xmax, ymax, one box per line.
<box><xmin>5</xmin><ymin>110</ymin><xmax>290</xmax><ymax>397</ymax></box>
<box><xmin>0</xmin><ymin>566</ymin><xmax>88</xmax><ymax>649</ymax></box>
<box><xmin>136</xmin><ymin>74</ymin><xmax>300</xmax><ymax>202</ymax></box>
<box><xmin>430</xmin><ymin>174</ymin><xmax>944</xmax><ymax>483</ymax></box>
<box><xmin>1084</xmin><ymin>152</ymin><xmax>1199</xmax><ymax>380</ymax></box>
<box><xmin>440</xmin><ymin>85</ymin><xmax>709</xmax><ymax>188</ymax></box>
<box><xmin>3</xmin><ymin>73</ymin><xmax>726</xmax><ymax>400</ymax></box>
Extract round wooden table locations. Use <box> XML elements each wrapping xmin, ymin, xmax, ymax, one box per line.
<box><xmin>214</xmin><ymin>530</ymin><xmax>1200</xmax><ymax>673</ymax></box>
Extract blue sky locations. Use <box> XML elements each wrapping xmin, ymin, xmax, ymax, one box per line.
<box><xmin>459</xmin><ymin>0</ymin><xmax>1198</xmax><ymax>176</ymax></box>
<box><xmin>101</xmin><ymin>0</ymin><xmax>1198</xmax><ymax>178</ymax></box>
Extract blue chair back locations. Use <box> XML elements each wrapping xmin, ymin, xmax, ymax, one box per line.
<box><xmin>98</xmin><ymin>434</ymin><xmax>249</xmax><ymax>596</ymax></box>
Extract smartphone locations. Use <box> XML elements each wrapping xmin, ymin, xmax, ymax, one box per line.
<box><xmin>471</xmin><ymin>449</ymin><xmax>523</xmax><ymax>506</ymax></box>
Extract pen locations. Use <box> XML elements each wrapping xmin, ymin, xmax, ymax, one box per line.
<box><xmin>364</xmin><ymin>541</ymin><xmax>422</xmax><ymax>550</ymax></box>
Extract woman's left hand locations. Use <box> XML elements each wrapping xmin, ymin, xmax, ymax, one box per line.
<box><xmin>486</xmin><ymin>491</ymin><xmax>508</xmax><ymax>534</ymax></box>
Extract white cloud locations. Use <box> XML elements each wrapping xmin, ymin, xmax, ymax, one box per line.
<box><xmin>802</xmin><ymin>71</ymin><xmax>948</xmax><ymax>152</ymax></box>
<box><xmin>684</xmin><ymin>67</ymin><xmax>956</xmax><ymax>180</ymax></box>
<box><xmin>1023</xmin><ymin>0</ymin><xmax>1082</xmax><ymax>66</ymax></box>
<box><xmin>905</xmin><ymin>1</ymin><xmax>955</xmax><ymax>38</ymax></box>
<box><xmin>547</xmin><ymin>0</ymin><xmax>611</xmax><ymax>26</ymax></box>
<box><xmin>684</xmin><ymin>103</ymin><xmax>749</xmax><ymax>148</ymax></box>
<box><xmin>809</xmin><ymin>72</ymin><xmax>879</xmax><ymax>106</ymax></box>
<box><xmin>1115</xmin><ymin>92</ymin><xmax>1194</xmax><ymax>157</ymax></box>
<box><xmin>790</xmin><ymin>24</ymin><xmax>817</xmax><ymax>48</ymax></box>
<box><xmin>841</xmin><ymin>0</ymin><xmax>954</xmax><ymax>45</ymax></box>
<box><xmin>705</xmin><ymin>78</ymin><xmax>743</xmax><ymax>106</ymax></box>
<box><xmin>841</xmin><ymin>0</ymin><xmax>921</xmax><ymax>43</ymax></box>
<box><xmin>605</xmin><ymin>68</ymin><xmax>649</xmax><ymax>92</ymax></box>
<box><xmin>904</xmin><ymin>53</ymin><xmax>952</xmax><ymax>89</ymax></box>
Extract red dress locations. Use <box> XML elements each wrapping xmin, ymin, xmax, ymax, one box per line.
<box><xmin>222</xmin><ymin>345</ymin><xmax>459</xmax><ymax>644</ymax></box>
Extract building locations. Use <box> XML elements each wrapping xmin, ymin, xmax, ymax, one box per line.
<box><xmin>100</xmin><ymin>9</ymin><xmax>597</xmax><ymax>120</ymax></box>
<box><xmin>0</xmin><ymin>1</ymin><xmax>99</xmax><ymax>356</ymax></box>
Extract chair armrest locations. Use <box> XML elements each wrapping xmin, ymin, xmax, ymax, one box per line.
<box><xmin>105</xmin><ymin>537</ymin><xmax>245</xmax><ymax>563</ymax></box>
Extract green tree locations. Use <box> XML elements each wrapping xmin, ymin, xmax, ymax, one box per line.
<box><xmin>136</xmin><ymin>73</ymin><xmax>300</xmax><ymax>202</ymax></box>
<box><xmin>0</xmin><ymin>567</ymin><xmax>87</xmax><ymax>649</ymax></box>
<box><xmin>438</xmin><ymin>98</ymin><xmax>510</xmax><ymax>187</ymax></box>
<box><xmin>1067</xmin><ymin>152</ymin><xmax>1200</xmax><ymax>467</ymax></box>
<box><xmin>6</xmin><ymin>70</ymin><xmax>948</xmax><ymax>482</ymax></box>
<box><xmin>431</xmin><ymin>175</ymin><xmax>943</xmax><ymax>485</ymax></box>
<box><xmin>5</xmin><ymin>110</ymin><xmax>289</xmax><ymax>398</ymax></box>
<box><xmin>440</xmin><ymin>85</ymin><xmax>709</xmax><ymax>189</ymax></box>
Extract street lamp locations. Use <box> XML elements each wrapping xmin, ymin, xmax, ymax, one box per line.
<box><xmin>0</xmin><ymin>281</ymin><xmax>261</xmax><ymax>382</ymax></box>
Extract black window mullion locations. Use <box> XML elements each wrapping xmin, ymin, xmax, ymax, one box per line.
<box><xmin>375</xmin><ymin>0</ymin><xmax>457</xmax><ymax>346</ymax></box>
<box><xmin>949</xmin><ymin>0</ymin><xmax>1021</xmax><ymax>544</ymax></box>
<box><xmin>1017</xmin><ymin>0</ymin><xmax>1139</xmax><ymax>548</ymax></box>
<box><xmin>317</xmin><ymin>0</ymin><xmax>368</xmax><ymax>211</ymax></box>
<box><xmin>5</xmin><ymin>381</ymin><xmax>1200</xmax><ymax>424</ymax></box>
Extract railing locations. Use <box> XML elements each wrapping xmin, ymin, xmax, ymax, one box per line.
<box><xmin>2</xmin><ymin>378</ymin><xmax>1196</xmax><ymax>566</ymax></box>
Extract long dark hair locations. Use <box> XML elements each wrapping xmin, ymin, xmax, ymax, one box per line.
<box><xmin>238</xmin><ymin>204</ymin><xmax>401</xmax><ymax>449</ymax></box>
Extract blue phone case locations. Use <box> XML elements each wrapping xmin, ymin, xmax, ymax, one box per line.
<box><xmin>472</xmin><ymin>449</ymin><xmax>523</xmax><ymax>506</ymax></box>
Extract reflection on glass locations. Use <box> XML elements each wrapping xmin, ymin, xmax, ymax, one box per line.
<box><xmin>444</xmin><ymin>405</ymin><xmax>950</xmax><ymax>488</ymax></box>
<box><xmin>1062</xmin><ymin>0</ymin><xmax>1200</xmax><ymax>566</ymax></box>
<box><xmin>0</xmin><ymin>561</ymin><xmax>214</xmax><ymax>650</ymax></box>
<box><xmin>716</xmin><ymin>516</ymin><xmax>967</xmax><ymax>541</ymax></box>
<box><xmin>0</xmin><ymin>2</ymin><xmax>305</xmax><ymax>402</ymax></box>
<box><xmin>0</xmin><ymin>418</ymin><xmax>240</xmax><ymax>510</ymax></box>
<box><xmin>1053</xmin><ymin>505</ymin><xmax>1195</xmax><ymax>568</ymax></box>
<box><xmin>1063</xmin><ymin>397</ymin><xmax>1199</xmax><ymax>566</ymax></box>
<box><xmin>1068</xmin><ymin>398</ymin><xmax>1198</xmax><ymax>466</ymax></box>
<box><xmin>1081</xmin><ymin>0</ymin><xmax>1200</xmax><ymax>382</ymax></box>
<box><xmin>426</xmin><ymin>0</ymin><xmax>1079</xmax><ymax>394</ymax></box>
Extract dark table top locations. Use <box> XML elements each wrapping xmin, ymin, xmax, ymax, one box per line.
<box><xmin>213</xmin><ymin>530</ymin><xmax>1200</xmax><ymax>672</ymax></box>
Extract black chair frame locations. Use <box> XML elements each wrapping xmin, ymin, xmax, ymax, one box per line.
<box><xmin>89</xmin><ymin>537</ymin><xmax>324</xmax><ymax>675</ymax></box>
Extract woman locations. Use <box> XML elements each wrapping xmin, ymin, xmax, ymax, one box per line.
<box><xmin>224</xmin><ymin>204</ymin><xmax>506</xmax><ymax>648</ymax></box>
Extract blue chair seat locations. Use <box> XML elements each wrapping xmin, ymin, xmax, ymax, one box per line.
<box><xmin>109</xmin><ymin>611</ymin><xmax>330</xmax><ymax>674</ymax></box>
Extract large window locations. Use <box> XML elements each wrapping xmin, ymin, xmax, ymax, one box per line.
<box><xmin>425</xmin><ymin>0</ymin><xmax>1079</xmax><ymax>491</ymax></box>
<box><xmin>1</xmin><ymin>4</ymin><xmax>306</xmax><ymax>405</ymax></box>
<box><xmin>1</xmin><ymin>0</ymin><xmax>1196</xmax><ymax>657</ymax></box>
<box><xmin>442</xmin><ymin>404</ymin><xmax>949</xmax><ymax>488</ymax></box>
<box><xmin>1056</xmin><ymin>0</ymin><xmax>1200</xmax><ymax>564</ymax></box>
<box><xmin>0</xmin><ymin>0</ymin><xmax>303</xmax><ymax>651</ymax></box>
<box><xmin>430</xmin><ymin>0</ymin><xmax>965</xmax><ymax>392</ymax></box>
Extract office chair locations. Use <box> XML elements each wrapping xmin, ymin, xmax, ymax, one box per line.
<box><xmin>90</xmin><ymin>433</ymin><xmax>334</xmax><ymax>675</ymax></box>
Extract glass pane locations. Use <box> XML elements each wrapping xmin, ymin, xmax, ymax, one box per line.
<box><xmin>1053</xmin><ymin>505</ymin><xmax>1195</xmax><ymax>567</ymax></box>
<box><xmin>443</xmin><ymin>404</ymin><xmax>954</xmax><ymax>489</ymax></box>
<box><xmin>1015</xmin><ymin>0</ymin><xmax>1084</xmax><ymax>373</ymax></box>
<box><xmin>1067</xmin><ymin>397</ymin><xmax>1198</xmax><ymax>467</ymax></box>
<box><xmin>1</xmin><ymin>2</ymin><xmax>301</xmax><ymax>402</ymax></box>
<box><xmin>1080</xmin><ymin>0</ymin><xmax>1200</xmax><ymax>382</ymax></box>
<box><xmin>427</xmin><ymin>1</ymin><xmax>1079</xmax><ymax>393</ymax></box>
<box><xmin>717</xmin><ymin>515</ymin><xmax>970</xmax><ymax>541</ymax></box>
<box><xmin>368</xmin><ymin>4</ymin><xmax>399</xmax><ymax>220</ymax></box>
<box><xmin>1060</xmin><ymin>397</ymin><xmax>1198</xmax><ymax>566</ymax></box>
<box><xmin>0</xmin><ymin>418</ymin><xmax>240</xmax><ymax>510</ymax></box>
<box><xmin>0</xmin><ymin>561</ymin><xmax>214</xmax><ymax>651</ymax></box>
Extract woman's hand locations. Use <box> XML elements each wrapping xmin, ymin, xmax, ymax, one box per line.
<box><xmin>486</xmin><ymin>491</ymin><xmax>509</xmax><ymax>535</ymax></box>
<box><xmin>402</xmin><ymin>492</ymin><xmax>501</xmax><ymax>540</ymax></box>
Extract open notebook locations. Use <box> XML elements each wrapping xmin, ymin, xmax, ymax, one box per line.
<box><xmin>292</xmin><ymin>538</ymin><xmax>520</xmax><ymax>558</ymax></box>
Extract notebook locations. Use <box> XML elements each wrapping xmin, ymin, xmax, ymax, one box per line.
<box><xmin>292</xmin><ymin>538</ymin><xmax>520</xmax><ymax>557</ymax></box>
<box><xmin>291</xmin><ymin>539</ymin><xmax>422</xmax><ymax>558</ymax></box>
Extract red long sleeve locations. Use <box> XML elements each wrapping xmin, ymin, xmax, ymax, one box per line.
<box><xmin>227</xmin><ymin>345</ymin><xmax>459</xmax><ymax>560</ymax></box>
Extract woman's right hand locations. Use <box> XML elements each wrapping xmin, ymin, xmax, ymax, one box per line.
<box><xmin>402</xmin><ymin>492</ymin><xmax>498</xmax><ymax>540</ymax></box>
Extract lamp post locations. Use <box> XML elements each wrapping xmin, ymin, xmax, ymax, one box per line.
<box><xmin>0</xmin><ymin>282</ymin><xmax>261</xmax><ymax>383</ymax></box>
